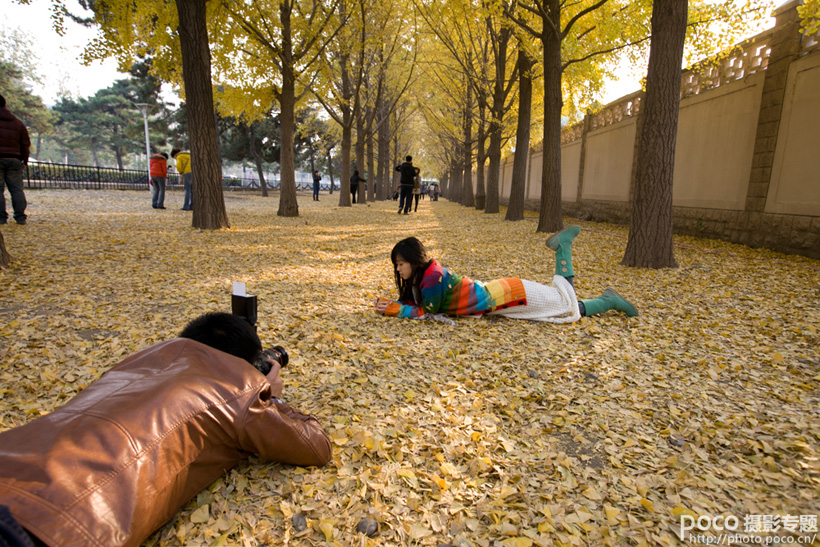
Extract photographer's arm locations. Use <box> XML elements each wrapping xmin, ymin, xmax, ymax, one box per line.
<box><xmin>240</xmin><ymin>389</ymin><xmax>332</xmax><ymax>467</ymax></box>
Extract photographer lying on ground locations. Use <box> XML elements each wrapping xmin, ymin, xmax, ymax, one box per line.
<box><xmin>0</xmin><ymin>312</ymin><xmax>332</xmax><ymax>547</ymax></box>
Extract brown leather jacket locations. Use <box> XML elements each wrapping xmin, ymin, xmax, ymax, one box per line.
<box><xmin>0</xmin><ymin>339</ymin><xmax>332</xmax><ymax>547</ymax></box>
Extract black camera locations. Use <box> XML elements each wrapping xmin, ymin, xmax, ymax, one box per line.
<box><xmin>253</xmin><ymin>345</ymin><xmax>289</xmax><ymax>375</ymax></box>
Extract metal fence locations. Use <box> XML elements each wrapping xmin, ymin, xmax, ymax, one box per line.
<box><xmin>24</xmin><ymin>161</ymin><xmax>339</xmax><ymax>191</ymax></box>
<box><xmin>22</xmin><ymin>161</ymin><xmax>184</xmax><ymax>190</ymax></box>
<box><xmin>21</xmin><ymin>161</ymin><xmax>345</xmax><ymax>192</ymax></box>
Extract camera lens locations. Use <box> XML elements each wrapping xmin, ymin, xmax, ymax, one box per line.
<box><xmin>272</xmin><ymin>345</ymin><xmax>289</xmax><ymax>367</ymax></box>
<box><xmin>253</xmin><ymin>346</ymin><xmax>289</xmax><ymax>375</ymax></box>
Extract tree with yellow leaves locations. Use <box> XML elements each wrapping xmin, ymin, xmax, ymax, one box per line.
<box><xmin>44</xmin><ymin>0</ymin><xmax>229</xmax><ymax>229</ymax></box>
<box><xmin>507</xmin><ymin>0</ymin><xmax>775</xmax><ymax>234</ymax></box>
<box><xmin>312</xmin><ymin>0</ymin><xmax>418</xmax><ymax>208</ymax></box>
<box><xmin>798</xmin><ymin>0</ymin><xmax>820</xmax><ymax>35</ymax></box>
<box><xmin>214</xmin><ymin>0</ymin><xmax>344</xmax><ymax>217</ymax></box>
<box><xmin>417</xmin><ymin>0</ymin><xmax>520</xmax><ymax>214</ymax></box>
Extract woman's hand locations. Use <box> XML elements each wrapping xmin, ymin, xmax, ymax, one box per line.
<box><xmin>374</xmin><ymin>297</ymin><xmax>389</xmax><ymax>314</ymax></box>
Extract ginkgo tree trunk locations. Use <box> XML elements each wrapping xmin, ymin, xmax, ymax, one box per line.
<box><xmin>278</xmin><ymin>58</ymin><xmax>300</xmax><ymax>216</ymax></box>
<box><xmin>506</xmin><ymin>45</ymin><xmax>534</xmax><ymax>222</ymax></box>
<box><xmin>622</xmin><ymin>0</ymin><xmax>687</xmax><ymax>268</ymax></box>
<box><xmin>176</xmin><ymin>0</ymin><xmax>229</xmax><ymax>229</ymax></box>
<box><xmin>461</xmin><ymin>81</ymin><xmax>475</xmax><ymax>208</ymax></box>
<box><xmin>46</xmin><ymin>0</ymin><xmax>230</xmax><ymax>229</ymax></box>
<box><xmin>0</xmin><ymin>231</ymin><xmax>10</xmax><ymax>269</ymax></box>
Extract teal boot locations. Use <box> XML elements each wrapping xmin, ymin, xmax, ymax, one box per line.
<box><xmin>581</xmin><ymin>288</ymin><xmax>639</xmax><ymax>317</ymax></box>
<box><xmin>546</xmin><ymin>225</ymin><xmax>581</xmax><ymax>278</ymax></box>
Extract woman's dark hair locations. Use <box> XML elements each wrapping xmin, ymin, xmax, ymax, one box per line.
<box><xmin>170</xmin><ymin>148</ymin><xmax>181</xmax><ymax>158</ymax></box>
<box><xmin>179</xmin><ymin>312</ymin><xmax>262</xmax><ymax>364</ymax></box>
<box><xmin>391</xmin><ymin>237</ymin><xmax>431</xmax><ymax>303</ymax></box>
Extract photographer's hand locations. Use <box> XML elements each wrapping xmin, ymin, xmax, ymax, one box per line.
<box><xmin>265</xmin><ymin>361</ymin><xmax>284</xmax><ymax>399</ymax></box>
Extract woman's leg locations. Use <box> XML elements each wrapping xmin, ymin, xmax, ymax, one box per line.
<box><xmin>546</xmin><ymin>225</ymin><xmax>580</xmax><ymax>280</ymax></box>
<box><xmin>580</xmin><ymin>289</ymin><xmax>638</xmax><ymax>317</ymax></box>
<box><xmin>545</xmin><ymin>226</ymin><xmax>637</xmax><ymax>317</ymax></box>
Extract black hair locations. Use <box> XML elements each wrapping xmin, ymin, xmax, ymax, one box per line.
<box><xmin>170</xmin><ymin>148</ymin><xmax>181</xmax><ymax>158</ymax></box>
<box><xmin>406</xmin><ymin>155</ymin><xmax>412</xmax><ymax>162</ymax></box>
<box><xmin>160</xmin><ymin>152</ymin><xmax>169</xmax><ymax>159</ymax></box>
<box><xmin>0</xmin><ymin>94</ymin><xmax>5</xmax><ymax>108</ymax></box>
<box><xmin>179</xmin><ymin>312</ymin><xmax>262</xmax><ymax>364</ymax></box>
<box><xmin>391</xmin><ymin>237</ymin><xmax>431</xmax><ymax>303</ymax></box>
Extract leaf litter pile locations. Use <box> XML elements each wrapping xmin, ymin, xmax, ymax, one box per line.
<box><xmin>1</xmin><ymin>190</ymin><xmax>818</xmax><ymax>547</ymax></box>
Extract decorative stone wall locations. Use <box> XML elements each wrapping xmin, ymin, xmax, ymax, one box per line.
<box><xmin>488</xmin><ymin>0</ymin><xmax>820</xmax><ymax>259</ymax></box>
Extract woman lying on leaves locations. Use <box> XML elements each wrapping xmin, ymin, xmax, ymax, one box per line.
<box><xmin>373</xmin><ymin>228</ymin><xmax>638</xmax><ymax>324</ymax></box>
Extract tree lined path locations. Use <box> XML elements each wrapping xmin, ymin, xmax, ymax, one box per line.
<box><xmin>1</xmin><ymin>191</ymin><xmax>818</xmax><ymax>546</ymax></box>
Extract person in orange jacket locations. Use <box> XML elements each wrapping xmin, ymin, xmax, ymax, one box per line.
<box><xmin>149</xmin><ymin>152</ymin><xmax>168</xmax><ymax>209</ymax></box>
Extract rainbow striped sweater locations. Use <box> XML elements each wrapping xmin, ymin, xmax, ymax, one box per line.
<box><xmin>384</xmin><ymin>260</ymin><xmax>527</xmax><ymax>319</ymax></box>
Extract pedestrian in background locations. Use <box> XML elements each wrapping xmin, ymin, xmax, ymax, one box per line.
<box><xmin>149</xmin><ymin>152</ymin><xmax>169</xmax><ymax>209</ymax></box>
<box><xmin>0</xmin><ymin>94</ymin><xmax>30</xmax><ymax>225</ymax></box>
<box><xmin>171</xmin><ymin>148</ymin><xmax>193</xmax><ymax>211</ymax></box>
<box><xmin>395</xmin><ymin>155</ymin><xmax>414</xmax><ymax>214</ymax></box>
<box><xmin>350</xmin><ymin>169</ymin><xmax>366</xmax><ymax>204</ymax></box>
<box><xmin>412</xmin><ymin>167</ymin><xmax>422</xmax><ymax>212</ymax></box>
<box><xmin>312</xmin><ymin>171</ymin><xmax>321</xmax><ymax>201</ymax></box>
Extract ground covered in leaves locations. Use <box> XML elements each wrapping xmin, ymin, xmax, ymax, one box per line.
<box><xmin>1</xmin><ymin>190</ymin><xmax>818</xmax><ymax>547</ymax></box>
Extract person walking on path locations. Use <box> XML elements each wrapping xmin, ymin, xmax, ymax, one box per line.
<box><xmin>0</xmin><ymin>312</ymin><xmax>331</xmax><ymax>547</ymax></box>
<box><xmin>395</xmin><ymin>156</ymin><xmax>415</xmax><ymax>214</ymax></box>
<box><xmin>350</xmin><ymin>170</ymin><xmax>366</xmax><ymax>204</ymax></box>
<box><xmin>412</xmin><ymin>167</ymin><xmax>422</xmax><ymax>212</ymax></box>
<box><xmin>149</xmin><ymin>152</ymin><xmax>169</xmax><ymax>209</ymax></box>
<box><xmin>171</xmin><ymin>148</ymin><xmax>193</xmax><ymax>211</ymax></box>
<box><xmin>312</xmin><ymin>171</ymin><xmax>321</xmax><ymax>201</ymax></box>
<box><xmin>374</xmin><ymin>228</ymin><xmax>638</xmax><ymax>323</ymax></box>
<box><xmin>0</xmin><ymin>94</ymin><xmax>31</xmax><ymax>225</ymax></box>
<box><xmin>428</xmin><ymin>182</ymin><xmax>440</xmax><ymax>201</ymax></box>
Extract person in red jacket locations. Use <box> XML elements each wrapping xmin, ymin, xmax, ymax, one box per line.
<box><xmin>0</xmin><ymin>94</ymin><xmax>31</xmax><ymax>225</ymax></box>
<box><xmin>149</xmin><ymin>152</ymin><xmax>168</xmax><ymax>209</ymax></box>
<box><xmin>0</xmin><ymin>312</ymin><xmax>332</xmax><ymax>547</ymax></box>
